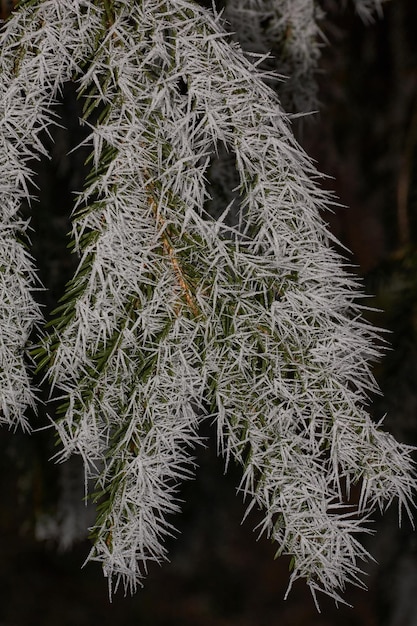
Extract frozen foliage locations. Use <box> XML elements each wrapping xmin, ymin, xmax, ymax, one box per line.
<box><xmin>352</xmin><ymin>0</ymin><xmax>387</xmax><ymax>22</ymax></box>
<box><xmin>222</xmin><ymin>0</ymin><xmax>389</xmax><ymax>113</ymax></box>
<box><xmin>0</xmin><ymin>1</ymin><xmax>110</xmax><ymax>429</ymax></box>
<box><xmin>0</xmin><ymin>0</ymin><xmax>415</xmax><ymax>606</ymax></box>
<box><xmin>0</xmin><ymin>1</ymin><xmax>83</xmax><ymax>428</ymax></box>
<box><xmin>0</xmin><ymin>196</ymin><xmax>40</xmax><ymax>429</ymax></box>
<box><xmin>223</xmin><ymin>0</ymin><xmax>324</xmax><ymax>113</ymax></box>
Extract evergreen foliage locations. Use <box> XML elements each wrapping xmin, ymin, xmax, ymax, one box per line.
<box><xmin>0</xmin><ymin>0</ymin><xmax>413</xmax><ymax>606</ymax></box>
<box><xmin>223</xmin><ymin>0</ymin><xmax>324</xmax><ymax>113</ymax></box>
<box><xmin>222</xmin><ymin>0</ymin><xmax>388</xmax><ymax>113</ymax></box>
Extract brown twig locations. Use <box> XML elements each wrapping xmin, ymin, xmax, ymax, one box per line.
<box><xmin>145</xmin><ymin>185</ymin><xmax>200</xmax><ymax>317</ymax></box>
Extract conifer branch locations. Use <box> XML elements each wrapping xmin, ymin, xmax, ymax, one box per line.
<box><xmin>352</xmin><ymin>0</ymin><xmax>387</xmax><ymax>22</ymax></box>
<box><xmin>0</xmin><ymin>0</ymin><xmax>414</xmax><ymax>606</ymax></box>
<box><xmin>0</xmin><ymin>0</ymin><xmax>102</xmax><ymax>427</ymax></box>
<box><xmin>223</xmin><ymin>0</ymin><xmax>324</xmax><ymax>113</ymax></box>
<box><xmin>221</xmin><ymin>0</ymin><xmax>389</xmax><ymax>113</ymax></box>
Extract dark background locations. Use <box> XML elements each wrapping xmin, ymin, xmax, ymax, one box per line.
<box><xmin>1</xmin><ymin>0</ymin><xmax>417</xmax><ymax>624</ymax></box>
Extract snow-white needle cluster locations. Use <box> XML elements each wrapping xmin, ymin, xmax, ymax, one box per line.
<box><xmin>0</xmin><ymin>0</ymin><xmax>414</xmax><ymax>605</ymax></box>
<box><xmin>222</xmin><ymin>0</ymin><xmax>389</xmax><ymax>113</ymax></box>
<box><xmin>223</xmin><ymin>0</ymin><xmax>324</xmax><ymax>112</ymax></box>
<box><xmin>0</xmin><ymin>0</ymin><xmax>100</xmax><ymax>427</ymax></box>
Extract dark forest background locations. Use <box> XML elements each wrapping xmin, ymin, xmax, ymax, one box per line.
<box><xmin>1</xmin><ymin>1</ymin><xmax>417</xmax><ymax>624</ymax></box>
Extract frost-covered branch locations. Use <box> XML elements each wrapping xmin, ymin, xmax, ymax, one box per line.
<box><xmin>221</xmin><ymin>0</ymin><xmax>389</xmax><ymax>113</ymax></box>
<box><xmin>0</xmin><ymin>0</ymin><xmax>414</xmax><ymax>606</ymax></box>
<box><xmin>223</xmin><ymin>0</ymin><xmax>324</xmax><ymax>113</ymax></box>
<box><xmin>0</xmin><ymin>0</ymin><xmax>101</xmax><ymax>427</ymax></box>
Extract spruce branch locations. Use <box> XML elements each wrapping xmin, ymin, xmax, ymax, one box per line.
<box><xmin>222</xmin><ymin>0</ymin><xmax>324</xmax><ymax>113</ymax></box>
<box><xmin>0</xmin><ymin>0</ymin><xmax>102</xmax><ymax>428</ymax></box>
<box><xmin>221</xmin><ymin>0</ymin><xmax>389</xmax><ymax>113</ymax></box>
<box><xmin>0</xmin><ymin>0</ymin><xmax>415</xmax><ymax>606</ymax></box>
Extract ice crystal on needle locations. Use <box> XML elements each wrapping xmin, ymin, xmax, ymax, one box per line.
<box><xmin>0</xmin><ymin>0</ymin><xmax>414</xmax><ymax>605</ymax></box>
